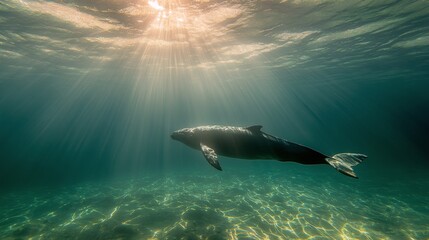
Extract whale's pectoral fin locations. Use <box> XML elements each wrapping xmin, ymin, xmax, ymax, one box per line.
<box><xmin>200</xmin><ymin>143</ymin><xmax>222</xmax><ymax>171</ymax></box>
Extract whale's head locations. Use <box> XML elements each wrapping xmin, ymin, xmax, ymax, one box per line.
<box><xmin>171</xmin><ymin>128</ymin><xmax>198</xmax><ymax>147</ymax></box>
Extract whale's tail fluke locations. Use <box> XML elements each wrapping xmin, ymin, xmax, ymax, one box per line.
<box><xmin>325</xmin><ymin>153</ymin><xmax>367</xmax><ymax>178</ymax></box>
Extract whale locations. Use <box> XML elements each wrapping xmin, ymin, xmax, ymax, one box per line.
<box><xmin>171</xmin><ymin>125</ymin><xmax>367</xmax><ymax>178</ymax></box>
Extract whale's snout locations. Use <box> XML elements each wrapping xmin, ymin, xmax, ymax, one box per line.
<box><xmin>171</xmin><ymin>131</ymin><xmax>180</xmax><ymax>140</ymax></box>
<box><xmin>171</xmin><ymin>128</ymin><xmax>193</xmax><ymax>142</ymax></box>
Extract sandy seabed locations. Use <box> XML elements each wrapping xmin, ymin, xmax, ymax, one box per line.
<box><xmin>1</xmin><ymin>172</ymin><xmax>427</xmax><ymax>240</ymax></box>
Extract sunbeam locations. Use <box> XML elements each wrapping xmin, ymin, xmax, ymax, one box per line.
<box><xmin>0</xmin><ymin>0</ymin><xmax>428</xmax><ymax>239</ymax></box>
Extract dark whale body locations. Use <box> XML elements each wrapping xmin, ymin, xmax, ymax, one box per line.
<box><xmin>171</xmin><ymin>125</ymin><xmax>367</xmax><ymax>178</ymax></box>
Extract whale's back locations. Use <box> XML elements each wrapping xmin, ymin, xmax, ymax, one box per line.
<box><xmin>194</xmin><ymin>125</ymin><xmax>276</xmax><ymax>159</ymax></box>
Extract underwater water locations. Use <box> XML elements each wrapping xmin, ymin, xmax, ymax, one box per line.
<box><xmin>1</xmin><ymin>0</ymin><xmax>428</xmax><ymax>239</ymax></box>
<box><xmin>1</xmin><ymin>172</ymin><xmax>428</xmax><ymax>239</ymax></box>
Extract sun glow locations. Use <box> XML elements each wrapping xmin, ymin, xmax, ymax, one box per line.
<box><xmin>148</xmin><ymin>0</ymin><xmax>164</xmax><ymax>11</ymax></box>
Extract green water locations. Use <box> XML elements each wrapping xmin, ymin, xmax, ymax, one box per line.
<box><xmin>1</xmin><ymin>172</ymin><xmax>428</xmax><ymax>239</ymax></box>
<box><xmin>0</xmin><ymin>0</ymin><xmax>428</xmax><ymax>239</ymax></box>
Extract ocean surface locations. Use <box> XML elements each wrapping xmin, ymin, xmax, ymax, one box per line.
<box><xmin>0</xmin><ymin>0</ymin><xmax>428</xmax><ymax>239</ymax></box>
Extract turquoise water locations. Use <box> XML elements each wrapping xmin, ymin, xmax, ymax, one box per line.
<box><xmin>1</xmin><ymin>172</ymin><xmax>428</xmax><ymax>239</ymax></box>
<box><xmin>1</xmin><ymin>0</ymin><xmax>428</xmax><ymax>239</ymax></box>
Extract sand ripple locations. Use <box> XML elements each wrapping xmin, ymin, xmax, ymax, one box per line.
<box><xmin>0</xmin><ymin>174</ymin><xmax>427</xmax><ymax>239</ymax></box>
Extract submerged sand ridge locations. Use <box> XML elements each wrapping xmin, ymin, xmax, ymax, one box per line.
<box><xmin>0</xmin><ymin>173</ymin><xmax>427</xmax><ymax>239</ymax></box>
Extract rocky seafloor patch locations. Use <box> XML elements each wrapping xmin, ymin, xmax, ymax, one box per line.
<box><xmin>1</xmin><ymin>173</ymin><xmax>428</xmax><ymax>239</ymax></box>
